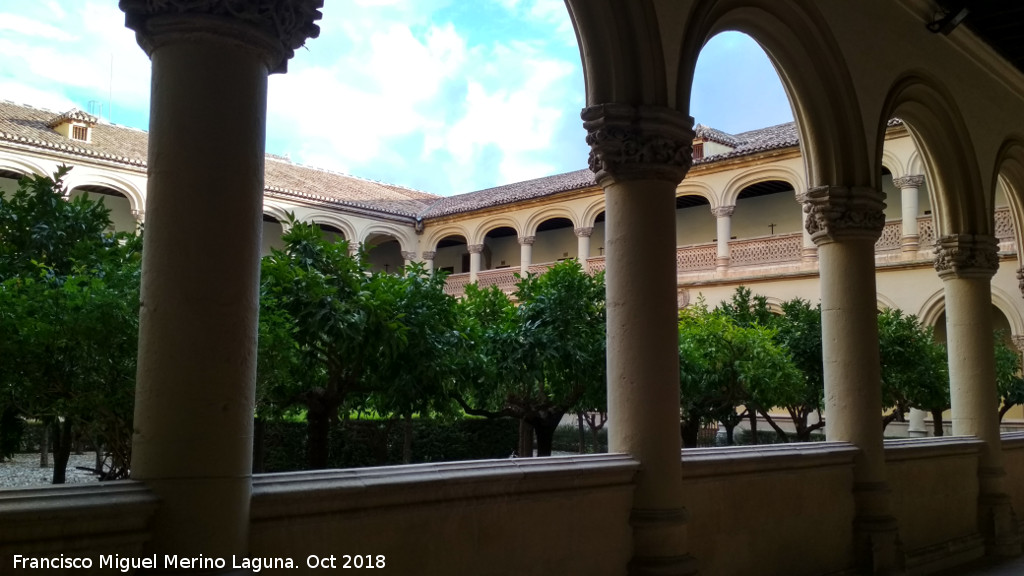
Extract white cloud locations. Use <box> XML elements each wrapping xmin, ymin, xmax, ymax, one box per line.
<box><xmin>0</xmin><ymin>13</ymin><xmax>74</xmax><ymax>41</ymax></box>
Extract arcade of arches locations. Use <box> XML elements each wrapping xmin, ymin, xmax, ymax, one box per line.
<box><xmin>5</xmin><ymin>1</ymin><xmax>1024</xmax><ymax>575</ymax></box>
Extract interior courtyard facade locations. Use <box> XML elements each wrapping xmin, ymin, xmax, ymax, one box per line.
<box><xmin>5</xmin><ymin>1</ymin><xmax>1024</xmax><ymax>574</ymax></box>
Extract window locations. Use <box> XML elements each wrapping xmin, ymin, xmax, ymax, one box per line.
<box><xmin>692</xmin><ymin>141</ymin><xmax>704</xmax><ymax>160</ymax></box>
<box><xmin>71</xmin><ymin>125</ymin><xmax>88</xmax><ymax>141</ymax></box>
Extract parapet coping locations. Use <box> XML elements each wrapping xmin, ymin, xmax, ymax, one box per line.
<box><xmin>680</xmin><ymin>441</ymin><xmax>859</xmax><ymax>479</ymax></box>
<box><xmin>251</xmin><ymin>454</ymin><xmax>639</xmax><ymax>520</ymax></box>
<box><xmin>883</xmin><ymin>436</ymin><xmax>985</xmax><ymax>462</ymax></box>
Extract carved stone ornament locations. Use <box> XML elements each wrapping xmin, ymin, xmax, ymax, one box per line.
<box><xmin>400</xmin><ymin>251</ymin><xmax>416</xmax><ymax>261</ymax></box>
<box><xmin>711</xmin><ymin>205</ymin><xmax>735</xmax><ymax>218</ymax></box>
<box><xmin>574</xmin><ymin>227</ymin><xmax>594</xmax><ymax>238</ymax></box>
<box><xmin>580</xmin><ymin>103</ymin><xmax>695</xmax><ymax>186</ymax></box>
<box><xmin>677</xmin><ymin>289</ymin><xmax>690</xmax><ymax>309</ymax></box>
<box><xmin>467</xmin><ymin>244</ymin><xmax>485</xmax><ymax>254</ymax></box>
<box><xmin>892</xmin><ymin>175</ymin><xmax>925</xmax><ymax>190</ymax></box>
<box><xmin>518</xmin><ymin>236</ymin><xmax>536</xmax><ymax>246</ymax></box>
<box><xmin>933</xmin><ymin>234</ymin><xmax>999</xmax><ymax>280</ymax></box>
<box><xmin>119</xmin><ymin>0</ymin><xmax>323</xmax><ymax>74</ymax></box>
<box><xmin>1018</xmin><ymin>268</ymin><xmax>1024</xmax><ymax>298</ymax></box>
<box><xmin>803</xmin><ymin>185</ymin><xmax>886</xmax><ymax>245</ymax></box>
<box><xmin>420</xmin><ymin>251</ymin><xmax>436</xmax><ymax>261</ymax></box>
<box><xmin>1013</xmin><ymin>334</ymin><xmax>1024</xmax><ymax>353</ymax></box>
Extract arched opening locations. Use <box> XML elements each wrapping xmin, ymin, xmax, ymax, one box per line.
<box><xmin>675</xmin><ymin>195</ymin><xmax>713</xmax><ymax>246</ymax></box>
<box><xmin>932</xmin><ymin>305</ymin><xmax>1012</xmax><ymax>347</ymax></box>
<box><xmin>434</xmin><ymin>234</ymin><xmax>469</xmax><ymax>275</ymax></box>
<box><xmin>0</xmin><ymin>168</ymin><xmax>25</xmax><ymax>196</ymax></box>
<box><xmin>68</xmin><ymin>184</ymin><xmax>136</xmax><ymax>233</ymax></box>
<box><xmin>316</xmin><ymin>223</ymin><xmax>345</xmax><ymax>245</ymax></box>
<box><xmin>733</xmin><ymin>180</ymin><xmax>799</xmax><ymax>238</ymax></box>
<box><xmin>365</xmin><ymin>233</ymin><xmax>404</xmax><ymax>274</ymax></box>
<box><xmin>593</xmin><ymin>211</ymin><xmax>606</xmax><ymax>257</ymax></box>
<box><xmin>532</xmin><ymin>217</ymin><xmax>575</xmax><ymax>265</ymax></box>
<box><xmin>482</xmin><ymin>226</ymin><xmax>519</xmax><ymax>270</ymax></box>
<box><xmin>262</xmin><ymin>214</ymin><xmax>285</xmax><ymax>256</ymax></box>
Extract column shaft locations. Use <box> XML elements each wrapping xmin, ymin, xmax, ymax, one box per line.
<box><xmin>894</xmin><ymin>175</ymin><xmax>923</xmax><ymax>253</ymax></box>
<box><xmin>712</xmin><ymin>206</ymin><xmax>733</xmax><ymax>269</ymax></box>
<box><xmin>133</xmin><ymin>39</ymin><xmax>267</xmax><ymax>559</ymax></box>
<box><xmin>468</xmin><ymin>244</ymin><xmax>483</xmax><ymax>282</ymax></box>
<box><xmin>519</xmin><ymin>237</ymin><xmax>534</xmax><ymax>276</ymax></box>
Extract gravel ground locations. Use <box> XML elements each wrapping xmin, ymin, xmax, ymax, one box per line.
<box><xmin>0</xmin><ymin>453</ymin><xmax>103</xmax><ymax>488</ymax></box>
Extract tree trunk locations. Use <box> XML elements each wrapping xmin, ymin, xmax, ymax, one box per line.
<box><xmin>51</xmin><ymin>419</ymin><xmax>72</xmax><ymax>484</ymax></box>
<box><xmin>305</xmin><ymin>392</ymin><xmax>333</xmax><ymax>470</ymax></box>
<box><xmin>748</xmin><ymin>409</ymin><xmax>759</xmax><ymax>444</ymax></box>
<box><xmin>402</xmin><ymin>414</ymin><xmax>413</xmax><ymax>464</ymax></box>
<box><xmin>534</xmin><ymin>421</ymin><xmax>556</xmax><ymax>457</ymax></box>
<box><xmin>252</xmin><ymin>416</ymin><xmax>265</xmax><ymax>474</ymax></box>
<box><xmin>39</xmin><ymin>424</ymin><xmax>49</xmax><ymax>468</ymax></box>
<box><xmin>759</xmin><ymin>410</ymin><xmax>790</xmax><ymax>443</ymax></box>
<box><xmin>94</xmin><ymin>437</ymin><xmax>103</xmax><ymax>472</ymax></box>
<box><xmin>681</xmin><ymin>419</ymin><xmax>700</xmax><ymax>449</ymax></box>
<box><xmin>1000</xmin><ymin>402</ymin><xmax>1014</xmax><ymax>422</ymax></box>
<box><xmin>931</xmin><ymin>408</ymin><xmax>944</xmax><ymax>437</ymax></box>
<box><xmin>577</xmin><ymin>412</ymin><xmax>586</xmax><ymax>454</ymax></box>
<box><xmin>518</xmin><ymin>420</ymin><xmax>534</xmax><ymax>457</ymax></box>
<box><xmin>724</xmin><ymin>422</ymin><xmax>736</xmax><ymax>445</ymax></box>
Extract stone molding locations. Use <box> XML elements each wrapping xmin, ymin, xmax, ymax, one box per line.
<box><xmin>518</xmin><ymin>236</ymin><xmax>536</xmax><ymax>246</ymax></box>
<box><xmin>400</xmin><ymin>251</ymin><xmax>416</xmax><ymax>261</ymax></box>
<box><xmin>892</xmin><ymin>175</ymin><xmax>925</xmax><ymax>189</ymax></box>
<box><xmin>132</xmin><ymin>209</ymin><xmax>146</xmax><ymax>222</ymax></box>
<box><xmin>934</xmin><ymin>234</ymin><xmax>999</xmax><ymax>280</ymax></box>
<box><xmin>120</xmin><ymin>0</ymin><xmax>323</xmax><ymax>74</ymax></box>
<box><xmin>580</xmin><ymin>103</ymin><xmax>694</xmax><ymax>186</ymax></box>
<box><xmin>420</xmin><ymin>251</ymin><xmax>436</xmax><ymax>261</ymax></box>
<box><xmin>803</xmin><ymin>185</ymin><xmax>886</xmax><ymax>245</ymax></box>
<box><xmin>711</xmin><ymin>205</ymin><xmax>735</xmax><ymax>218</ymax></box>
<box><xmin>574</xmin><ymin>227</ymin><xmax>594</xmax><ymax>238</ymax></box>
<box><xmin>467</xmin><ymin>244</ymin><xmax>484</xmax><ymax>254</ymax></box>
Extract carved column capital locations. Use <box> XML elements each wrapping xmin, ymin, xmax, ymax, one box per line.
<box><xmin>400</xmin><ymin>251</ymin><xmax>416</xmax><ymax>261</ymax></box>
<box><xmin>132</xmin><ymin>209</ymin><xmax>146</xmax><ymax>222</ymax></box>
<box><xmin>711</xmin><ymin>205</ymin><xmax>735</xmax><ymax>218</ymax></box>
<box><xmin>119</xmin><ymin>0</ymin><xmax>323</xmax><ymax>74</ymax></box>
<box><xmin>467</xmin><ymin>244</ymin><xmax>485</xmax><ymax>254</ymax></box>
<box><xmin>1018</xmin><ymin>268</ymin><xmax>1024</xmax><ymax>298</ymax></box>
<box><xmin>420</xmin><ymin>251</ymin><xmax>436</xmax><ymax>261</ymax></box>
<box><xmin>518</xmin><ymin>236</ymin><xmax>536</xmax><ymax>246</ymax></box>
<box><xmin>574</xmin><ymin>227</ymin><xmax>594</xmax><ymax>238</ymax></box>
<box><xmin>934</xmin><ymin>234</ymin><xmax>999</xmax><ymax>280</ymax></box>
<box><xmin>892</xmin><ymin>175</ymin><xmax>925</xmax><ymax>190</ymax></box>
<box><xmin>803</xmin><ymin>186</ymin><xmax>886</xmax><ymax>245</ymax></box>
<box><xmin>1013</xmin><ymin>334</ymin><xmax>1024</xmax><ymax>353</ymax></box>
<box><xmin>581</xmin><ymin>103</ymin><xmax>695</xmax><ymax>186</ymax></box>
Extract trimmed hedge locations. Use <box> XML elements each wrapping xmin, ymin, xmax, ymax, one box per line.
<box><xmin>256</xmin><ymin>417</ymin><xmax>520</xmax><ymax>472</ymax></box>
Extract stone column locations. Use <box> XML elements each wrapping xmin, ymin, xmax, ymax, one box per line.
<box><xmin>576</xmin><ymin>226</ymin><xmax>593</xmax><ymax>264</ymax></box>
<box><xmin>131</xmin><ymin>208</ymin><xmax>146</xmax><ymax>225</ymax></box>
<box><xmin>796</xmin><ymin>192</ymin><xmax>818</xmax><ymax>261</ymax></box>
<box><xmin>936</xmin><ymin>234</ymin><xmax>1020</xmax><ymax>555</ymax></box>
<box><xmin>907</xmin><ymin>408</ymin><xmax>927</xmax><ymax>437</ymax></box>
<box><xmin>582</xmin><ymin>103</ymin><xmax>697</xmax><ymax>575</ymax></box>
<box><xmin>519</xmin><ymin>236</ymin><xmax>535</xmax><ymax>276</ymax></box>
<box><xmin>468</xmin><ymin>243</ymin><xmax>484</xmax><ymax>282</ymax></box>
<box><xmin>421</xmin><ymin>250</ymin><xmax>436</xmax><ymax>273</ymax></box>
<box><xmin>121</xmin><ymin>0</ymin><xmax>321</xmax><ymax>564</ymax></box>
<box><xmin>804</xmin><ymin>185</ymin><xmax>903</xmax><ymax>572</ymax></box>
<box><xmin>711</xmin><ymin>205</ymin><xmax>734</xmax><ymax>269</ymax></box>
<box><xmin>893</xmin><ymin>175</ymin><xmax>924</xmax><ymax>253</ymax></box>
<box><xmin>401</xmin><ymin>250</ymin><xmax>416</xmax><ymax>269</ymax></box>
<box><xmin>348</xmin><ymin>242</ymin><xmax>360</xmax><ymax>258</ymax></box>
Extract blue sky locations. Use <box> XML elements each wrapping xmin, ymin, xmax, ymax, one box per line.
<box><xmin>0</xmin><ymin>0</ymin><xmax>793</xmax><ymax>196</ymax></box>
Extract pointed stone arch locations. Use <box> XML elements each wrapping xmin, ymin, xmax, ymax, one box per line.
<box><xmin>524</xmin><ymin>207</ymin><xmax>580</xmax><ymax>237</ymax></box>
<box><xmin>471</xmin><ymin>215</ymin><xmax>524</xmax><ymax>246</ymax></box>
<box><xmin>721</xmin><ymin>164</ymin><xmax>805</xmax><ymax>207</ymax></box>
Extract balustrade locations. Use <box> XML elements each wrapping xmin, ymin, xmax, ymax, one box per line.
<box><xmin>730</xmin><ymin>233</ymin><xmax>803</xmax><ymax>266</ymax></box>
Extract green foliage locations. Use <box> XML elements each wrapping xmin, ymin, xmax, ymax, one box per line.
<box><xmin>877</xmin><ymin>308</ymin><xmax>949</xmax><ymax>427</ymax></box>
<box><xmin>995</xmin><ymin>331</ymin><xmax>1024</xmax><ymax>421</ymax></box>
<box><xmin>770</xmin><ymin>298</ymin><xmax>825</xmax><ymax>440</ymax></box>
<box><xmin>454</xmin><ymin>260</ymin><xmax>606</xmax><ymax>456</ymax></box>
<box><xmin>678</xmin><ymin>298</ymin><xmax>802</xmax><ymax>446</ymax></box>
<box><xmin>0</xmin><ymin>168</ymin><xmax>140</xmax><ymax>480</ymax></box>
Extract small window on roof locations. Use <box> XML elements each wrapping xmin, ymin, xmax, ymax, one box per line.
<box><xmin>692</xmin><ymin>142</ymin><xmax>704</xmax><ymax>160</ymax></box>
<box><xmin>71</xmin><ymin>125</ymin><xmax>88</xmax><ymax>141</ymax></box>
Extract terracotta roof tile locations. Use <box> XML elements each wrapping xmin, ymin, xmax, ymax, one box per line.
<box><xmin>419</xmin><ymin>168</ymin><xmax>597</xmax><ymax>218</ymax></box>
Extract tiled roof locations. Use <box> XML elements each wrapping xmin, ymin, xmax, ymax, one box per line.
<box><xmin>0</xmin><ymin>100</ymin><xmax>812</xmax><ymax>221</ymax></box>
<box><xmin>419</xmin><ymin>168</ymin><xmax>597</xmax><ymax>218</ymax></box>
<box><xmin>0</xmin><ymin>101</ymin><xmax>438</xmax><ymax>219</ymax></box>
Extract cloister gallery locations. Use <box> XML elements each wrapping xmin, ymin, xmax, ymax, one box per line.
<box><xmin>4</xmin><ymin>1</ymin><xmax>1024</xmax><ymax>575</ymax></box>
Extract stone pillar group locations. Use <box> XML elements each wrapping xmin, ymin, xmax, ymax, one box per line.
<box><xmin>712</xmin><ymin>205</ymin><xmax>734</xmax><ymax>269</ymax></box>
<box><xmin>583</xmin><ymin>102</ymin><xmax>698</xmax><ymax>575</ymax></box>
<box><xmin>803</xmin><ymin>184</ymin><xmax>902</xmax><ymax>572</ymax></box>
<box><xmin>936</xmin><ymin>234</ymin><xmax>1020</xmax><ymax>555</ymax></box>
<box><xmin>121</xmin><ymin>0</ymin><xmax>321</xmax><ymax>565</ymax></box>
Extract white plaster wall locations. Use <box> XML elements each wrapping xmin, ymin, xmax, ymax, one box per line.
<box><xmin>732</xmin><ymin>192</ymin><xmax>803</xmax><ymax>237</ymax></box>
<box><xmin>482</xmin><ymin>234</ymin><xmax>519</xmax><ymax>269</ymax></box>
<box><xmin>676</xmin><ymin>204</ymin><xmax>716</xmax><ymax>245</ymax></box>
<box><xmin>532</xmin><ymin>225</ymin><xmax>577</xmax><ymax>264</ymax></box>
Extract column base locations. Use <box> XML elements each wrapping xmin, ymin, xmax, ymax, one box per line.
<box><xmin>979</xmin><ymin>492</ymin><xmax>1022</xmax><ymax>557</ymax></box>
<box><xmin>629</xmin><ymin>508</ymin><xmax>699</xmax><ymax>576</ymax></box>
<box><xmin>854</xmin><ymin>514</ymin><xmax>905</xmax><ymax>575</ymax></box>
<box><xmin>901</xmin><ymin>235</ymin><xmax>919</xmax><ymax>253</ymax></box>
<box><xmin>801</xmin><ymin>247</ymin><xmax>818</xmax><ymax>261</ymax></box>
<box><xmin>715</xmin><ymin>257</ymin><xmax>729</xmax><ymax>271</ymax></box>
